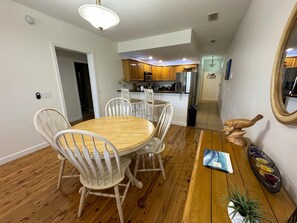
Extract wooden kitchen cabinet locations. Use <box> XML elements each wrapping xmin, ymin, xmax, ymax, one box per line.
<box><xmin>122</xmin><ymin>59</ymin><xmax>198</xmax><ymax>82</ymax></box>
<box><xmin>144</xmin><ymin>63</ymin><xmax>152</xmax><ymax>72</ymax></box>
<box><xmin>152</xmin><ymin>66</ymin><xmax>162</xmax><ymax>80</ymax></box>
<box><xmin>138</xmin><ymin>62</ymin><xmax>145</xmax><ymax>80</ymax></box>
<box><xmin>170</xmin><ymin>66</ymin><xmax>177</xmax><ymax>80</ymax></box>
<box><xmin>176</xmin><ymin>65</ymin><xmax>184</xmax><ymax>73</ymax></box>
<box><xmin>285</xmin><ymin>57</ymin><xmax>297</xmax><ymax>67</ymax></box>
<box><xmin>176</xmin><ymin>64</ymin><xmax>197</xmax><ymax>72</ymax></box>
<box><xmin>162</xmin><ymin>66</ymin><xmax>171</xmax><ymax>80</ymax></box>
<box><xmin>152</xmin><ymin>66</ymin><xmax>156</xmax><ymax>80</ymax></box>
<box><xmin>122</xmin><ymin>59</ymin><xmax>143</xmax><ymax>81</ymax></box>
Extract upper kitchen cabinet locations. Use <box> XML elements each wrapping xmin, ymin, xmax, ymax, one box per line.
<box><xmin>162</xmin><ymin>66</ymin><xmax>171</xmax><ymax>80</ymax></box>
<box><xmin>285</xmin><ymin>57</ymin><xmax>297</xmax><ymax>67</ymax></box>
<box><xmin>144</xmin><ymin>63</ymin><xmax>152</xmax><ymax>72</ymax></box>
<box><xmin>122</xmin><ymin>59</ymin><xmax>144</xmax><ymax>81</ymax></box>
<box><xmin>122</xmin><ymin>59</ymin><xmax>198</xmax><ymax>82</ymax></box>
<box><xmin>170</xmin><ymin>66</ymin><xmax>177</xmax><ymax>80</ymax></box>
<box><xmin>176</xmin><ymin>64</ymin><xmax>197</xmax><ymax>72</ymax></box>
<box><xmin>138</xmin><ymin>62</ymin><xmax>145</xmax><ymax>81</ymax></box>
<box><xmin>152</xmin><ymin>66</ymin><xmax>163</xmax><ymax>80</ymax></box>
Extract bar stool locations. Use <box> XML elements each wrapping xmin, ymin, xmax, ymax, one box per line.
<box><xmin>144</xmin><ymin>89</ymin><xmax>167</xmax><ymax>122</ymax></box>
<box><xmin>121</xmin><ymin>89</ymin><xmax>143</xmax><ymax>117</ymax></box>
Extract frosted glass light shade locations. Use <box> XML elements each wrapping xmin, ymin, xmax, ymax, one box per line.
<box><xmin>79</xmin><ymin>4</ymin><xmax>120</xmax><ymax>30</ymax></box>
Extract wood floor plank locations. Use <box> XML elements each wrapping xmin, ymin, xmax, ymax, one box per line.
<box><xmin>0</xmin><ymin>125</ymin><xmax>200</xmax><ymax>223</ymax></box>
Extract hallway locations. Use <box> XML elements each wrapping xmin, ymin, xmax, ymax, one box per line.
<box><xmin>195</xmin><ymin>100</ymin><xmax>223</xmax><ymax>131</ymax></box>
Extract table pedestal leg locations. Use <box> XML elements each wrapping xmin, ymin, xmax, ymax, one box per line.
<box><xmin>125</xmin><ymin>168</ymin><xmax>143</xmax><ymax>189</ymax></box>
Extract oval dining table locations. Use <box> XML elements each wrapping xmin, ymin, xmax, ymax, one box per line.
<box><xmin>71</xmin><ymin>115</ymin><xmax>155</xmax><ymax>188</ymax></box>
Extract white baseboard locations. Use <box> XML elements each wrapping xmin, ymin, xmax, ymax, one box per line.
<box><xmin>0</xmin><ymin>142</ymin><xmax>48</xmax><ymax>165</ymax></box>
<box><xmin>172</xmin><ymin>121</ymin><xmax>187</xmax><ymax>126</ymax></box>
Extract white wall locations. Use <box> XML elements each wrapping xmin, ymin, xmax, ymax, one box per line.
<box><xmin>220</xmin><ymin>0</ymin><xmax>297</xmax><ymax>203</ymax></box>
<box><xmin>56</xmin><ymin>49</ymin><xmax>87</xmax><ymax>122</ymax></box>
<box><xmin>200</xmin><ymin>58</ymin><xmax>224</xmax><ymax>101</ymax></box>
<box><xmin>201</xmin><ymin>72</ymin><xmax>222</xmax><ymax>101</ymax></box>
<box><xmin>0</xmin><ymin>1</ymin><xmax>122</xmax><ymax>164</ymax></box>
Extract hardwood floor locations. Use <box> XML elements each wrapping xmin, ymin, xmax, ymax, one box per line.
<box><xmin>0</xmin><ymin>125</ymin><xmax>201</xmax><ymax>223</ymax></box>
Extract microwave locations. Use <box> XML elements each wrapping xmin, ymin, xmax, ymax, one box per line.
<box><xmin>144</xmin><ymin>72</ymin><xmax>152</xmax><ymax>81</ymax></box>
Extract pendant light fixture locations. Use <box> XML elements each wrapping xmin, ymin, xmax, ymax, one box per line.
<box><xmin>209</xmin><ymin>56</ymin><xmax>216</xmax><ymax>68</ymax></box>
<box><xmin>79</xmin><ymin>0</ymin><xmax>120</xmax><ymax>31</ymax></box>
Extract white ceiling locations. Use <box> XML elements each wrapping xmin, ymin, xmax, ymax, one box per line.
<box><xmin>12</xmin><ymin>0</ymin><xmax>252</xmax><ymax>65</ymax></box>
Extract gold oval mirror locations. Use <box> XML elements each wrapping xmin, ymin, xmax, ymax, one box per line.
<box><xmin>271</xmin><ymin>3</ymin><xmax>297</xmax><ymax>124</ymax></box>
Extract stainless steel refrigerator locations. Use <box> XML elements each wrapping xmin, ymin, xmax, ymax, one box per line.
<box><xmin>176</xmin><ymin>72</ymin><xmax>198</xmax><ymax>107</ymax></box>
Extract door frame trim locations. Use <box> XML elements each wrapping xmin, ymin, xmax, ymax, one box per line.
<box><xmin>50</xmin><ymin>42</ymin><xmax>100</xmax><ymax>119</ymax></box>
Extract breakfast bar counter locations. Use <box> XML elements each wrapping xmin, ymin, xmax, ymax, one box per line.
<box><xmin>118</xmin><ymin>91</ymin><xmax>189</xmax><ymax>126</ymax></box>
<box><xmin>182</xmin><ymin>130</ymin><xmax>295</xmax><ymax>223</ymax></box>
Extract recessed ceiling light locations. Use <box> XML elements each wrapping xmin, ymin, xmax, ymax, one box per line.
<box><xmin>183</xmin><ymin>58</ymin><xmax>187</xmax><ymax>61</ymax></box>
<box><xmin>159</xmin><ymin>60</ymin><xmax>163</xmax><ymax>63</ymax></box>
<box><xmin>286</xmin><ymin>48</ymin><xmax>294</xmax><ymax>52</ymax></box>
<box><xmin>149</xmin><ymin>56</ymin><xmax>153</xmax><ymax>59</ymax></box>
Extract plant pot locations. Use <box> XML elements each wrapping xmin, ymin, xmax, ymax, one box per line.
<box><xmin>227</xmin><ymin>201</ymin><xmax>258</xmax><ymax>223</ymax></box>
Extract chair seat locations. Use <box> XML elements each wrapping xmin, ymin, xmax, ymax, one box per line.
<box><xmin>147</xmin><ymin>100</ymin><xmax>167</xmax><ymax>106</ymax></box>
<box><xmin>136</xmin><ymin>137</ymin><xmax>165</xmax><ymax>155</ymax></box>
<box><xmin>80</xmin><ymin>157</ymin><xmax>131</xmax><ymax>190</ymax></box>
<box><xmin>130</xmin><ymin>98</ymin><xmax>142</xmax><ymax>103</ymax></box>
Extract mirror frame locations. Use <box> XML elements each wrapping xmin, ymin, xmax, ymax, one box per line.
<box><xmin>271</xmin><ymin>3</ymin><xmax>297</xmax><ymax>124</ymax></box>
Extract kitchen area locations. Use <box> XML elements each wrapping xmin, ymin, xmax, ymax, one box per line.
<box><xmin>119</xmin><ymin>59</ymin><xmax>199</xmax><ymax>126</ymax></box>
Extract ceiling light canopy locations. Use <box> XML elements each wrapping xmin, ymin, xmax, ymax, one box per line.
<box><xmin>79</xmin><ymin>0</ymin><xmax>120</xmax><ymax>31</ymax></box>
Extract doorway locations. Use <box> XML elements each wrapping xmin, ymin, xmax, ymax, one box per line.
<box><xmin>74</xmin><ymin>62</ymin><xmax>94</xmax><ymax>120</ymax></box>
<box><xmin>54</xmin><ymin>47</ymin><xmax>97</xmax><ymax>123</ymax></box>
<box><xmin>201</xmin><ymin>72</ymin><xmax>222</xmax><ymax>101</ymax></box>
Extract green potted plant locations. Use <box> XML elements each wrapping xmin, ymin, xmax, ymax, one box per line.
<box><xmin>227</xmin><ymin>188</ymin><xmax>271</xmax><ymax>223</ymax></box>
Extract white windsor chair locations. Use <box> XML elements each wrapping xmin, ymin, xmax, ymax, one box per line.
<box><xmin>134</xmin><ymin>103</ymin><xmax>173</xmax><ymax>180</ymax></box>
<box><xmin>144</xmin><ymin>89</ymin><xmax>167</xmax><ymax>122</ymax></box>
<box><xmin>33</xmin><ymin>108</ymin><xmax>78</xmax><ymax>189</ymax></box>
<box><xmin>54</xmin><ymin>129</ymin><xmax>135</xmax><ymax>223</ymax></box>
<box><xmin>121</xmin><ymin>88</ymin><xmax>143</xmax><ymax>117</ymax></box>
<box><xmin>105</xmin><ymin>97</ymin><xmax>132</xmax><ymax>117</ymax></box>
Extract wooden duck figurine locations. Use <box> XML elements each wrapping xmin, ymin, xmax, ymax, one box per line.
<box><xmin>222</xmin><ymin>114</ymin><xmax>263</xmax><ymax>147</ymax></box>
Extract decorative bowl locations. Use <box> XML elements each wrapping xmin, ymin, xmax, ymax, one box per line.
<box><xmin>255</xmin><ymin>157</ymin><xmax>269</xmax><ymax>167</ymax></box>
<box><xmin>264</xmin><ymin>173</ymin><xmax>280</xmax><ymax>185</ymax></box>
<box><xmin>259</xmin><ymin>164</ymin><xmax>274</xmax><ymax>175</ymax></box>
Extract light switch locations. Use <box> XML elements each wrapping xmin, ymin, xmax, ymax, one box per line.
<box><xmin>36</xmin><ymin>92</ymin><xmax>41</xmax><ymax>99</ymax></box>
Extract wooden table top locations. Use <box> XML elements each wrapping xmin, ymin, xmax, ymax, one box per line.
<box><xmin>182</xmin><ymin>130</ymin><xmax>295</xmax><ymax>223</ymax></box>
<box><xmin>72</xmin><ymin>116</ymin><xmax>155</xmax><ymax>156</ymax></box>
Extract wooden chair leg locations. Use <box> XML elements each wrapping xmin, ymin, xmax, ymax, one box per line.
<box><xmin>152</xmin><ymin>153</ymin><xmax>155</xmax><ymax>169</ymax></box>
<box><xmin>158</xmin><ymin>154</ymin><xmax>166</xmax><ymax>180</ymax></box>
<box><xmin>78</xmin><ymin>186</ymin><xmax>87</xmax><ymax>217</ymax></box>
<box><xmin>151</xmin><ymin>106</ymin><xmax>154</xmax><ymax>122</ymax></box>
<box><xmin>142</xmin><ymin>154</ymin><xmax>145</xmax><ymax>170</ymax></box>
<box><xmin>134</xmin><ymin>154</ymin><xmax>140</xmax><ymax>177</ymax></box>
<box><xmin>114</xmin><ymin>185</ymin><xmax>124</xmax><ymax>223</ymax></box>
<box><xmin>57</xmin><ymin>159</ymin><xmax>65</xmax><ymax>189</ymax></box>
